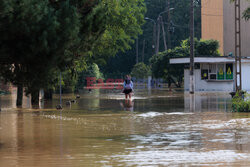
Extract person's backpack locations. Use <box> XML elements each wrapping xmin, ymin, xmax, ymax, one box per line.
<box><xmin>125</xmin><ymin>79</ymin><xmax>132</xmax><ymax>89</ymax></box>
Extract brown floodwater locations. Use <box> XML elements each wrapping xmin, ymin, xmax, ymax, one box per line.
<box><xmin>0</xmin><ymin>89</ymin><xmax>250</xmax><ymax>167</ymax></box>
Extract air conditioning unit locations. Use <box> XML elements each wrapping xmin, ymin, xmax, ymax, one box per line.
<box><xmin>209</xmin><ymin>73</ymin><xmax>217</xmax><ymax>80</ymax></box>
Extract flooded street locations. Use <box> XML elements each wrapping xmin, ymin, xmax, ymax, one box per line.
<box><xmin>0</xmin><ymin>89</ymin><xmax>250</xmax><ymax>166</ymax></box>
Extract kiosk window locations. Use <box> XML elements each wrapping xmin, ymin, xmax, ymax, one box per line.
<box><xmin>226</xmin><ymin>64</ymin><xmax>233</xmax><ymax>80</ymax></box>
<box><xmin>201</xmin><ymin>69</ymin><xmax>208</xmax><ymax>80</ymax></box>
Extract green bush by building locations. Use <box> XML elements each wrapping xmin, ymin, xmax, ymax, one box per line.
<box><xmin>232</xmin><ymin>92</ymin><xmax>250</xmax><ymax>112</ymax></box>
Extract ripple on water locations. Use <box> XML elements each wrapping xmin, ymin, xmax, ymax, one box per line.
<box><xmin>199</xmin><ymin>118</ymin><xmax>250</xmax><ymax>130</ymax></box>
<box><xmin>105</xmin><ymin>95</ymin><xmax>149</xmax><ymax>100</ymax></box>
<box><xmin>42</xmin><ymin>114</ymin><xmax>89</xmax><ymax>125</ymax></box>
<box><xmin>136</xmin><ymin>112</ymin><xmax>193</xmax><ymax>118</ymax></box>
<box><xmin>128</xmin><ymin>131</ymin><xmax>202</xmax><ymax>147</ymax></box>
<box><xmin>110</xmin><ymin>150</ymin><xmax>250</xmax><ymax>166</ymax></box>
<box><xmin>136</xmin><ymin>112</ymin><xmax>164</xmax><ymax>118</ymax></box>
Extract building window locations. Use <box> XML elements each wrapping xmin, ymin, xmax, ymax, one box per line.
<box><xmin>200</xmin><ymin>63</ymin><xmax>233</xmax><ymax>80</ymax></box>
<box><xmin>201</xmin><ymin>69</ymin><xmax>208</xmax><ymax>80</ymax></box>
<box><xmin>201</xmin><ymin>64</ymin><xmax>208</xmax><ymax>80</ymax></box>
<box><xmin>226</xmin><ymin>64</ymin><xmax>233</xmax><ymax>79</ymax></box>
<box><xmin>217</xmin><ymin>64</ymin><xmax>224</xmax><ymax>80</ymax></box>
<box><xmin>209</xmin><ymin>64</ymin><xmax>216</xmax><ymax>73</ymax></box>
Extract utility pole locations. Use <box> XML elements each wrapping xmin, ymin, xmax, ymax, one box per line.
<box><xmin>153</xmin><ymin>23</ymin><xmax>157</xmax><ymax>55</ymax></box>
<box><xmin>156</xmin><ymin>17</ymin><xmax>161</xmax><ymax>56</ymax></box>
<box><xmin>160</xmin><ymin>16</ymin><xmax>167</xmax><ymax>50</ymax></box>
<box><xmin>189</xmin><ymin>0</ymin><xmax>194</xmax><ymax>94</ymax></box>
<box><xmin>136</xmin><ymin>38</ymin><xmax>139</xmax><ymax>64</ymax></box>
<box><xmin>145</xmin><ymin>17</ymin><xmax>157</xmax><ymax>56</ymax></box>
<box><xmin>142</xmin><ymin>39</ymin><xmax>145</xmax><ymax>62</ymax></box>
<box><xmin>59</xmin><ymin>72</ymin><xmax>62</xmax><ymax>106</ymax></box>
<box><xmin>167</xmin><ymin>0</ymin><xmax>171</xmax><ymax>49</ymax></box>
<box><xmin>235</xmin><ymin>0</ymin><xmax>242</xmax><ymax>91</ymax></box>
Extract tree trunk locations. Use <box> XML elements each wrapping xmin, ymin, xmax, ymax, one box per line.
<box><xmin>177</xmin><ymin>76</ymin><xmax>183</xmax><ymax>88</ymax></box>
<box><xmin>44</xmin><ymin>89</ymin><xmax>53</xmax><ymax>99</ymax></box>
<box><xmin>167</xmin><ymin>77</ymin><xmax>172</xmax><ymax>88</ymax></box>
<box><xmin>16</xmin><ymin>84</ymin><xmax>23</xmax><ymax>106</ymax></box>
<box><xmin>31</xmin><ymin>90</ymin><xmax>39</xmax><ymax>105</ymax></box>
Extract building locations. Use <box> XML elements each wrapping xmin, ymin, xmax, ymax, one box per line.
<box><xmin>171</xmin><ymin>1</ymin><xmax>250</xmax><ymax>92</ymax></box>
<box><xmin>202</xmin><ymin>0</ymin><xmax>250</xmax><ymax>57</ymax></box>
<box><xmin>170</xmin><ymin>56</ymin><xmax>250</xmax><ymax>91</ymax></box>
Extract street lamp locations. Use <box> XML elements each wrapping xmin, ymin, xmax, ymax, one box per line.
<box><xmin>145</xmin><ymin>8</ymin><xmax>174</xmax><ymax>56</ymax></box>
<box><xmin>157</xmin><ymin>8</ymin><xmax>174</xmax><ymax>54</ymax></box>
<box><xmin>145</xmin><ymin>17</ymin><xmax>156</xmax><ymax>24</ymax></box>
<box><xmin>158</xmin><ymin>8</ymin><xmax>174</xmax><ymax>17</ymax></box>
<box><xmin>145</xmin><ymin>17</ymin><xmax>157</xmax><ymax>54</ymax></box>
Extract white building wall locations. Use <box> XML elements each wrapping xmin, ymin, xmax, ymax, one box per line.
<box><xmin>184</xmin><ymin>69</ymin><xmax>190</xmax><ymax>91</ymax></box>
<box><xmin>242</xmin><ymin>63</ymin><xmax>250</xmax><ymax>91</ymax></box>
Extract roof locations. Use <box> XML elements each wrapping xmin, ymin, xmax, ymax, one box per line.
<box><xmin>170</xmin><ymin>57</ymin><xmax>250</xmax><ymax>64</ymax></box>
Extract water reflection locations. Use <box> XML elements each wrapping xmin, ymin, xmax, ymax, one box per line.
<box><xmin>119</xmin><ymin>100</ymin><xmax>134</xmax><ymax>112</ymax></box>
<box><xmin>0</xmin><ymin>90</ymin><xmax>250</xmax><ymax>166</ymax></box>
<box><xmin>184</xmin><ymin>92</ymin><xmax>232</xmax><ymax>112</ymax></box>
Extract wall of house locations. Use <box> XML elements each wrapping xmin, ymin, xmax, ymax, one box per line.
<box><xmin>184</xmin><ymin>69</ymin><xmax>234</xmax><ymax>92</ymax></box>
<box><xmin>242</xmin><ymin>63</ymin><xmax>250</xmax><ymax>91</ymax></box>
<box><xmin>201</xmin><ymin>0</ymin><xmax>250</xmax><ymax>57</ymax></box>
<box><xmin>223</xmin><ymin>0</ymin><xmax>250</xmax><ymax>57</ymax></box>
<box><xmin>201</xmin><ymin>0</ymin><xmax>224</xmax><ymax>54</ymax></box>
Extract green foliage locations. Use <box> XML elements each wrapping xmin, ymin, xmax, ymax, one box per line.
<box><xmin>102</xmin><ymin>0</ymin><xmax>201</xmax><ymax>76</ymax></box>
<box><xmin>197</xmin><ymin>39</ymin><xmax>220</xmax><ymax>56</ymax></box>
<box><xmin>232</xmin><ymin>93</ymin><xmax>250</xmax><ymax>112</ymax></box>
<box><xmin>243</xmin><ymin>7</ymin><xmax>250</xmax><ymax>20</ymax></box>
<box><xmin>0</xmin><ymin>0</ymin><xmax>146</xmax><ymax>98</ymax></box>
<box><xmin>0</xmin><ymin>0</ymin><xmax>82</xmax><ymax>95</ymax></box>
<box><xmin>150</xmin><ymin>38</ymin><xmax>221</xmax><ymax>87</ymax></box>
<box><xmin>86</xmin><ymin>63</ymin><xmax>104</xmax><ymax>80</ymax></box>
<box><xmin>76</xmin><ymin>63</ymin><xmax>104</xmax><ymax>89</ymax></box>
<box><xmin>181</xmin><ymin>38</ymin><xmax>221</xmax><ymax>57</ymax></box>
<box><xmin>150</xmin><ymin>48</ymin><xmax>184</xmax><ymax>87</ymax></box>
<box><xmin>90</xmin><ymin>0</ymin><xmax>146</xmax><ymax>64</ymax></box>
<box><xmin>61</xmin><ymin>70</ymin><xmax>78</xmax><ymax>93</ymax></box>
<box><xmin>131</xmin><ymin>62</ymin><xmax>151</xmax><ymax>79</ymax></box>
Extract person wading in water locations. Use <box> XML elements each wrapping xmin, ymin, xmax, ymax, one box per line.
<box><xmin>122</xmin><ymin>75</ymin><xmax>133</xmax><ymax>99</ymax></box>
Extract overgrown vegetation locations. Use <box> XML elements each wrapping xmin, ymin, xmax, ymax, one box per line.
<box><xmin>232</xmin><ymin>92</ymin><xmax>250</xmax><ymax>112</ymax></box>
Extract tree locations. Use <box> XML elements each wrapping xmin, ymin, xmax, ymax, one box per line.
<box><xmin>131</xmin><ymin>62</ymin><xmax>151</xmax><ymax>79</ymax></box>
<box><xmin>0</xmin><ymin>0</ymin><xmax>146</xmax><ymax>105</ymax></box>
<box><xmin>150</xmin><ymin>48</ymin><xmax>185</xmax><ymax>88</ymax></box>
<box><xmin>180</xmin><ymin>38</ymin><xmax>221</xmax><ymax>57</ymax></box>
<box><xmin>0</xmin><ymin>0</ymin><xmax>82</xmax><ymax>105</ymax></box>
<box><xmin>102</xmin><ymin>0</ymin><xmax>201</xmax><ymax>76</ymax></box>
<box><xmin>76</xmin><ymin>63</ymin><xmax>104</xmax><ymax>90</ymax></box>
<box><xmin>150</xmin><ymin>38</ymin><xmax>221</xmax><ymax>87</ymax></box>
<box><xmin>88</xmin><ymin>0</ymin><xmax>146</xmax><ymax>69</ymax></box>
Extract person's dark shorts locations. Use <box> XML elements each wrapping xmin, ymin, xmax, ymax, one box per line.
<box><xmin>123</xmin><ymin>89</ymin><xmax>132</xmax><ymax>94</ymax></box>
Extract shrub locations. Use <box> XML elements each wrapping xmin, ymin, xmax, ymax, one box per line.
<box><xmin>232</xmin><ymin>92</ymin><xmax>250</xmax><ymax>112</ymax></box>
<box><xmin>131</xmin><ymin>62</ymin><xmax>151</xmax><ymax>79</ymax></box>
